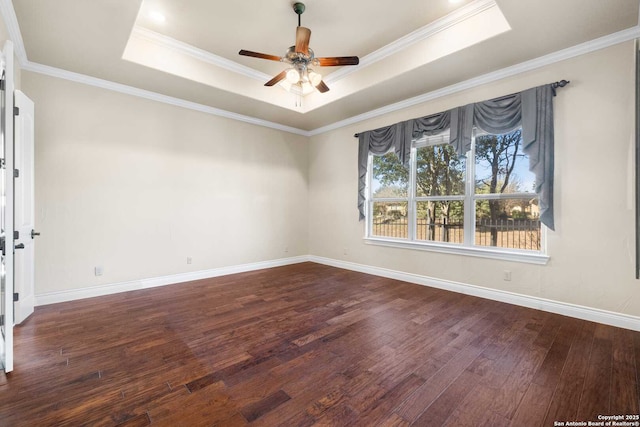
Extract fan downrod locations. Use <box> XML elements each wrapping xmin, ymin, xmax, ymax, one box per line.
<box><xmin>293</xmin><ymin>2</ymin><xmax>305</xmax><ymax>26</ymax></box>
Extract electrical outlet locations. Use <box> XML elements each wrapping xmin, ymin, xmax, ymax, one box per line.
<box><xmin>503</xmin><ymin>270</ymin><xmax>512</xmax><ymax>281</ymax></box>
<box><xmin>187</xmin><ymin>257</ymin><xmax>192</xmax><ymax>265</ymax></box>
<box><xmin>343</xmin><ymin>247</ymin><xmax>348</xmax><ymax>255</ymax></box>
<box><xmin>94</xmin><ymin>266</ymin><xmax>103</xmax><ymax>276</ymax></box>
<box><xmin>284</xmin><ymin>246</ymin><xmax>289</xmax><ymax>253</ymax></box>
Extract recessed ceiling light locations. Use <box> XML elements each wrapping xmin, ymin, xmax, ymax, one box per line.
<box><xmin>149</xmin><ymin>11</ymin><xmax>166</xmax><ymax>23</ymax></box>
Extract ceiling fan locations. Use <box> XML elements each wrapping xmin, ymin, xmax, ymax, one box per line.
<box><xmin>239</xmin><ymin>2</ymin><xmax>359</xmax><ymax>94</ymax></box>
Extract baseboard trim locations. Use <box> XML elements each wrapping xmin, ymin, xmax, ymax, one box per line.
<box><xmin>15</xmin><ymin>293</ymin><xmax>35</xmax><ymax>324</ymax></box>
<box><xmin>35</xmin><ymin>254</ymin><xmax>640</xmax><ymax>332</ymax></box>
<box><xmin>35</xmin><ymin>256</ymin><xmax>309</xmax><ymax>306</ymax></box>
<box><xmin>308</xmin><ymin>255</ymin><xmax>640</xmax><ymax>332</ymax></box>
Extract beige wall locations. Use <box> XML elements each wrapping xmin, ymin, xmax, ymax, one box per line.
<box><xmin>308</xmin><ymin>42</ymin><xmax>640</xmax><ymax>317</ymax></box>
<box><xmin>18</xmin><ymin>39</ymin><xmax>640</xmax><ymax>319</ymax></box>
<box><xmin>24</xmin><ymin>73</ymin><xmax>308</xmax><ymax>293</ymax></box>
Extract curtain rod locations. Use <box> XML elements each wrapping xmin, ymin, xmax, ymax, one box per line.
<box><xmin>353</xmin><ymin>80</ymin><xmax>571</xmax><ymax>138</ymax></box>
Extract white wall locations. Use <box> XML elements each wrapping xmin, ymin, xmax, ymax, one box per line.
<box><xmin>308</xmin><ymin>41</ymin><xmax>640</xmax><ymax>318</ymax></box>
<box><xmin>24</xmin><ymin>73</ymin><xmax>308</xmax><ymax>294</ymax></box>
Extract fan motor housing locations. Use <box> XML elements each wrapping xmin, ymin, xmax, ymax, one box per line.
<box><xmin>293</xmin><ymin>2</ymin><xmax>306</xmax><ymax>15</ymax></box>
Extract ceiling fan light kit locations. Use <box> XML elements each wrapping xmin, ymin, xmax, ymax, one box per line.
<box><xmin>239</xmin><ymin>2</ymin><xmax>359</xmax><ymax>102</ymax></box>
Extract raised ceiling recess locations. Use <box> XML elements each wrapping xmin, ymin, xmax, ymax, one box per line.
<box><xmin>239</xmin><ymin>2</ymin><xmax>360</xmax><ymax>97</ymax></box>
<box><xmin>9</xmin><ymin>0</ymin><xmax>640</xmax><ymax>130</ymax></box>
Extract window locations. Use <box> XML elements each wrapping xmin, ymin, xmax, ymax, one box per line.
<box><xmin>367</xmin><ymin>128</ymin><xmax>544</xmax><ymax>260</ymax></box>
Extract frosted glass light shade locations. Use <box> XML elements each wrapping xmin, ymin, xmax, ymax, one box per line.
<box><xmin>286</xmin><ymin>68</ymin><xmax>300</xmax><ymax>84</ymax></box>
<box><xmin>308</xmin><ymin>70</ymin><xmax>322</xmax><ymax>86</ymax></box>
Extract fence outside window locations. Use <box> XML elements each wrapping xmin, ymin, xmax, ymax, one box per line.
<box><xmin>372</xmin><ymin>218</ymin><xmax>540</xmax><ymax>250</ymax></box>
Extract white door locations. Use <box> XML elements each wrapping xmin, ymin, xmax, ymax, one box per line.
<box><xmin>14</xmin><ymin>90</ymin><xmax>35</xmax><ymax>325</ymax></box>
<box><xmin>1</xmin><ymin>41</ymin><xmax>15</xmax><ymax>373</ymax></box>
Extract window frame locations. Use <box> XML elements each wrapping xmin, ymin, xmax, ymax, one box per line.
<box><xmin>364</xmin><ymin>129</ymin><xmax>549</xmax><ymax>265</ymax></box>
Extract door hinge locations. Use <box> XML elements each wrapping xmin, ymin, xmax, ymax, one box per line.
<box><xmin>13</xmin><ymin>230</ymin><xmax>18</xmax><ymax>240</ymax></box>
<box><xmin>0</xmin><ymin>314</ymin><xmax>4</xmax><ymax>326</ymax></box>
<box><xmin>13</xmin><ymin>106</ymin><xmax>19</xmax><ymax>116</ymax></box>
<box><xmin>13</xmin><ymin>292</ymin><xmax>18</xmax><ymax>302</ymax></box>
<box><xmin>0</xmin><ymin>79</ymin><xmax>5</xmax><ymax>91</ymax></box>
<box><xmin>13</xmin><ymin>169</ymin><xmax>18</xmax><ymax>178</ymax></box>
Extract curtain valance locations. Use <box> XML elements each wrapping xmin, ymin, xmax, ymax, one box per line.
<box><xmin>357</xmin><ymin>83</ymin><xmax>560</xmax><ymax>230</ymax></box>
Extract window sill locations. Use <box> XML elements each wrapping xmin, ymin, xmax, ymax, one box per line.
<box><xmin>363</xmin><ymin>237</ymin><xmax>549</xmax><ymax>265</ymax></box>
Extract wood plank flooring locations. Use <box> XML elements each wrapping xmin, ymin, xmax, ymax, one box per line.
<box><xmin>0</xmin><ymin>262</ymin><xmax>638</xmax><ymax>426</ymax></box>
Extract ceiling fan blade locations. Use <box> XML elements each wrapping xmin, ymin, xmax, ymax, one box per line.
<box><xmin>295</xmin><ymin>27</ymin><xmax>311</xmax><ymax>55</ymax></box>
<box><xmin>315</xmin><ymin>80</ymin><xmax>330</xmax><ymax>93</ymax></box>
<box><xmin>264</xmin><ymin>70</ymin><xmax>287</xmax><ymax>87</ymax></box>
<box><xmin>316</xmin><ymin>56</ymin><xmax>360</xmax><ymax>66</ymax></box>
<box><xmin>239</xmin><ymin>50</ymin><xmax>282</xmax><ymax>62</ymax></box>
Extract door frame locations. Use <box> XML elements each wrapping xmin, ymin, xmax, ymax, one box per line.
<box><xmin>1</xmin><ymin>40</ymin><xmax>15</xmax><ymax>373</ymax></box>
<box><xmin>13</xmin><ymin>89</ymin><xmax>35</xmax><ymax>325</ymax></box>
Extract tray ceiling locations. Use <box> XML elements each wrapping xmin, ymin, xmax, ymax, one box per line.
<box><xmin>10</xmin><ymin>0</ymin><xmax>640</xmax><ymax>132</ymax></box>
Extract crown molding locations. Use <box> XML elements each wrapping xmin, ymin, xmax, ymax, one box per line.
<box><xmin>325</xmin><ymin>0</ymin><xmax>498</xmax><ymax>84</ymax></box>
<box><xmin>2</xmin><ymin>0</ymin><xmax>640</xmax><ymax>138</ymax></box>
<box><xmin>130</xmin><ymin>26</ymin><xmax>272</xmax><ymax>83</ymax></box>
<box><xmin>0</xmin><ymin>0</ymin><xmax>27</xmax><ymax>65</ymax></box>
<box><xmin>22</xmin><ymin>61</ymin><xmax>311</xmax><ymax>136</ymax></box>
<box><xmin>19</xmin><ymin>24</ymin><xmax>640</xmax><ymax>139</ymax></box>
<box><xmin>309</xmin><ymin>25</ymin><xmax>640</xmax><ymax>136</ymax></box>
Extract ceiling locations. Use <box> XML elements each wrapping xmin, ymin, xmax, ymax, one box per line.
<box><xmin>9</xmin><ymin>0</ymin><xmax>640</xmax><ymax>132</ymax></box>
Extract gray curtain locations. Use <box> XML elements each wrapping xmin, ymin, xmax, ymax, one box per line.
<box><xmin>357</xmin><ymin>83</ymin><xmax>556</xmax><ymax>230</ymax></box>
<box><xmin>358</xmin><ymin>110</ymin><xmax>455</xmax><ymax>220</ymax></box>
<box><xmin>357</xmin><ymin>121</ymin><xmax>411</xmax><ymax>220</ymax></box>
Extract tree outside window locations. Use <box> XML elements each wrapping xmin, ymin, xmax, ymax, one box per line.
<box><xmin>368</xmin><ymin>128</ymin><xmax>541</xmax><ymax>252</ymax></box>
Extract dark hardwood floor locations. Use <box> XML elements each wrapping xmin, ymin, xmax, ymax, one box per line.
<box><xmin>1</xmin><ymin>262</ymin><xmax>638</xmax><ymax>426</ymax></box>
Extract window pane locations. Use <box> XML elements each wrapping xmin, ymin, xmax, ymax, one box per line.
<box><xmin>416</xmin><ymin>144</ymin><xmax>465</xmax><ymax>197</ymax></box>
<box><xmin>371</xmin><ymin>202</ymin><xmax>408</xmax><ymax>238</ymax></box>
<box><xmin>372</xmin><ymin>152</ymin><xmax>408</xmax><ymax>198</ymax></box>
<box><xmin>475</xmin><ymin>198</ymin><xmax>541</xmax><ymax>250</ymax></box>
<box><xmin>416</xmin><ymin>201</ymin><xmax>464</xmax><ymax>244</ymax></box>
<box><xmin>475</xmin><ymin>129</ymin><xmax>536</xmax><ymax>194</ymax></box>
